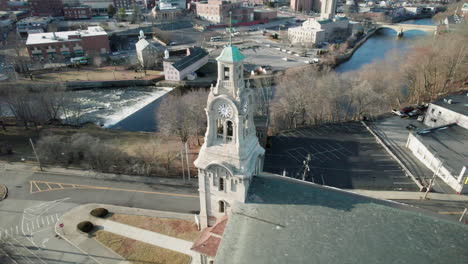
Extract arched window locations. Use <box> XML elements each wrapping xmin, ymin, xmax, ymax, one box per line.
<box><xmin>216</xmin><ymin>119</ymin><xmax>223</xmax><ymax>140</ymax></box>
<box><xmin>219</xmin><ymin>200</ymin><xmax>225</xmax><ymax>213</ymax></box>
<box><xmin>219</xmin><ymin>177</ymin><xmax>225</xmax><ymax>191</ymax></box>
<box><xmin>224</xmin><ymin>66</ymin><xmax>230</xmax><ymax>80</ymax></box>
<box><xmin>226</xmin><ymin>121</ymin><xmax>233</xmax><ymax>139</ymax></box>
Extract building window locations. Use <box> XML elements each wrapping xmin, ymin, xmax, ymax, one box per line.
<box><xmin>224</xmin><ymin>66</ymin><xmax>230</xmax><ymax>80</ymax></box>
<box><xmin>219</xmin><ymin>200</ymin><xmax>225</xmax><ymax>213</ymax></box>
<box><xmin>226</xmin><ymin>121</ymin><xmax>233</xmax><ymax>138</ymax></box>
<box><xmin>231</xmin><ymin>179</ymin><xmax>236</xmax><ymax>192</ymax></box>
<box><xmin>219</xmin><ymin>177</ymin><xmax>224</xmax><ymax>191</ymax></box>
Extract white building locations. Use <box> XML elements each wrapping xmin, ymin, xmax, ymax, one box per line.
<box><xmin>406</xmin><ymin>93</ymin><xmax>468</xmax><ymax>194</ymax></box>
<box><xmin>423</xmin><ymin>94</ymin><xmax>468</xmax><ymax>129</ymax></box>
<box><xmin>288</xmin><ymin>0</ymin><xmax>350</xmax><ymax>45</ymax></box>
<box><xmin>404</xmin><ymin>6</ymin><xmax>422</xmax><ymax>15</ymax></box>
<box><xmin>135</xmin><ymin>30</ymin><xmax>163</xmax><ymax>68</ymax></box>
<box><xmin>288</xmin><ymin>16</ymin><xmax>349</xmax><ymax>45</ymax></box>
<box><xmin>163</xmin><ymin>47</ymin><xmax>209</xmax><ymax>81</ymax></box>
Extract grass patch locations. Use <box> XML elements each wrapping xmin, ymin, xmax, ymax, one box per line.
<box><xmin>95</xmin><ymin>230</ymin><xmax>191</xmax><ymax>264</ymax></box>
<box><xmin>110</xmin><ymin>214</ymin><xmax>200</xmax><ymax>242</ymax></box>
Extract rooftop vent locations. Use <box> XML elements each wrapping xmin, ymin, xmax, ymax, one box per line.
<box><xmin>448</xmin><ymin>99</ymin><xmax>453</xmax><ymax>104</ymax></box>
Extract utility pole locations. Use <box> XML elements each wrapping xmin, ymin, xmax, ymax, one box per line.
<box><xmin>424</xmin><ymin>162</ymin><xmax>442</xmax><ymax>199</ymax></box>
<box><xmin>185</xmin><ymin>142</ymin><xmax>191</xmax><ymax>181</ymax></box>
<box><xmin>301</xmin><ymin>154</ymin><xmax>311</xmax><ymax>181</ymax></box>
<box><xmin>459</xmin><ymin>208</ymin><xmax>467</xmax><ymax>223</ymax></box>
<box><xmin>180</xmin><ymin>149</ymin><xmax>185</xmax><ymax>182</ymax></box>
<box><xmin>29</xmin><ymin>138</ymin><xmax>42</xmax><ymax>171</ymax></box>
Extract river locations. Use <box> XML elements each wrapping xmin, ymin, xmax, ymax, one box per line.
<box><xmin>67</xmin><ymin>18</ymin><xmax>434</xmax><ymax>132</ymax></box>
<box><xmin>335</xmin><ymin>18</ymin><xmax>434</xmax><ymax>72</ymax></box>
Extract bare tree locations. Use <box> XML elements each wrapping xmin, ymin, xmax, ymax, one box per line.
<box><xmin>157</xmin><ymin>94</ymin><xmax>192</xmax><ymax>143</ymax></box>
<box><xmin>157</xmin><ymin>90</ymin><xmax>209</xmax><ymax>145</ymax></box>
<box><xmin>185</xmin><ymin>89</ymin><xmax>209</xmax><ymax>146</ymax></box>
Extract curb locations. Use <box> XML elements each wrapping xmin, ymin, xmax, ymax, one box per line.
<box><xmin>0</xmin><ymin>161</ymin><xmax>197</xmax><ymax>188</ymax></box>
<box><xmin>0</xmin><ymin>184</ymin><xmax>8</xmax><ymax>201</ymax></box>
<box><xmin>361</xmin><ymin>121</ymin><xmax>424</xmax><ymax>190</ymax></box>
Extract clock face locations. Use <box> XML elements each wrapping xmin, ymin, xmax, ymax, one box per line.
<box><xmin>218</xmin><ymin>104</ymin><xmax>232</xmax><ymax>118</ymax></box>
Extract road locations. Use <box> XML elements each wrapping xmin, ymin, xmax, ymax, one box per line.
<box><xmin>0</xmin><ymin>165</ymin><xmax>199</xmax><ymax>263</ymax></box>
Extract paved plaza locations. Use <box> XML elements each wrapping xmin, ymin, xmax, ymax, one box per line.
<box><xmin>264</xmin><ymin>122</ymin><xmax>419</xmax><ymax>191</ymax></box>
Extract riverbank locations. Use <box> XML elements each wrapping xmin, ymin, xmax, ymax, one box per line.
<box><xmin>0</xmin><ymin>66</ymin><xmax>164</xmax><ymax>90</ymax></box>
<box><xmin>333</xmin><ymin>28</ymin><xmax>378</xmax><ymax>69</ymax></box>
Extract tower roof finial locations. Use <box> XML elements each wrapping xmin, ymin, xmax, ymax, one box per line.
<box><xmin>228</xmin><ymin>11</ymin><xmax>233</xmax><ymax>46</ymax></box>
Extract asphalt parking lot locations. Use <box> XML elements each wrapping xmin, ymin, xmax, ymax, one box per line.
<box><xmin>264</xmin><ymin>122</ymin><xmax>419</xmax><ymax>191</ymax></box>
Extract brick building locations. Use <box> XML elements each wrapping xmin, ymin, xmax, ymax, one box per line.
<box><xmin>0</xmin><ymin>0</ymin><xmax>7</xmax><ymax>10</ymax></box>
<box><xmin>28</xmin><ymin>0</ymin><xmax>64</xmax><ymax>17</ymax></box>
<box><xmin>63</xmin><ymin>6</ymin><xmax>92</xmax><ymax>19</ymax></box>
<box><xmin>26</xmin><ymin>26</ymin><xmax>110</xmax><ymax>61</ymax></box>
<box><xmin>195</xmin><ymin>0</ymin><xmax>253</xmax><ymax>24</ymax></box>
<box><xmin>80</xmin><ymin>0</ymin><xmax>112</xmax><ymax>16</ymax></box>
<box><xmin>253</xmin><ymin>9</ymin><xmax>277</xmax><ymax>21</ymax></box>
<box><xmin>290</xmin><ymin>0</ymin><xmax>322</xmax><ymax>13</ymax></box>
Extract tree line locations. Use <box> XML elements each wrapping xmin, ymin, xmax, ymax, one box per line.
<box><xmin>269</xmin><ymin>19</ymin><xmax>467</xmax><ymax>132</ymax></box>
<box><xmin>0</xmin><ymin>85</ymin><xmax>84</xmax><ymax>129</ymax></box>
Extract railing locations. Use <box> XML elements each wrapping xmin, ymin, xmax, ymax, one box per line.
<box><xmin>216</xmin><ymin>134</ymin><xmax>233</xmax><ymax>143</ymax></box>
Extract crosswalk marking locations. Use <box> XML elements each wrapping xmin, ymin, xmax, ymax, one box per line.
<box><xmin>29</xmin><ymin>180</ymin><xmax>198</xmax><ymax>198</ymax></box>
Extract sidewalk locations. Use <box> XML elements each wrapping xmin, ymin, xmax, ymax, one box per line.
<box><xmin>347</xmin><ymin>189</ymin><xmax>468</xmax><ymax>201</ymax></box>
<box><xmin>57</xmin><ymin>203</ymin><xmax>199</xmax><ymax>264</ymax></box>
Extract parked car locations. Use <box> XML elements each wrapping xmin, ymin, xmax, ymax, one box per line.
<box><xmin>400</xmin><ymin>106</ymin><xmax>414</xmax><ymax>113</ymax></box>
<box><xmin>416</xmin><ymin>104</ymin><xmax>429</xmax><ymax>111</ymax></box>
<box><xmin>392</xmin><ymin>109</ymin><xmax>408</xmax><ymax>118</ymax></box>
<box><xmin>406</xmin><ymin>124</ymin><xmax>417</xmax><ymax>130</ymax></box>
<box><xmin>408</xmin><ymin>109</ymin><xmax>421</xmax><ymax>117</ymax></box>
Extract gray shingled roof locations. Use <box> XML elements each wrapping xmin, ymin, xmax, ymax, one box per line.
<box><xmin>172</xmin><ymin>47</ymin><xmax>208</xmax><ymax>71</ymax></box>
<box><xmin>216</xmin><ymin>173</ymin><xmax>468</xmax><ymax>264</ymax></box>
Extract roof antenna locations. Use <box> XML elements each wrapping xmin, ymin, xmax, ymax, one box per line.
<box><xmin>228</xmin><ymin>11</ymin><xmax>232</xmax><ymax>46</ymax></box>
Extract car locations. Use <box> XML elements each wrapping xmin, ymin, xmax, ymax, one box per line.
<box><xmin>406</xmin><ymin>124</ymin><xmax>417</xmax><ymax>130</ymax></box>
<box><xmin>408</xmin><ymin>109</ymin><xmax>421</xmax><ymax>117</ymax></box>
<box><xmin>400</xmin><ymin>106</ymin><xmax>414</xmax><ymax>113</ymax></box>
<box><xmin>416</xmin><ymin>104</ymin><xmax>428</xmax><ymax>111</ymax></box>
<box><xmin>391</xmin><ymin>109</ymin><xmax>408</xmax><ymax>118</ymax></box>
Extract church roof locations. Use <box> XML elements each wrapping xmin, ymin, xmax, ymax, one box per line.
<box><xmin>215</xmin><ymin>173</ymin><xmax>468</xmax><ymax>264</ymax></box>
<box><xmin>216</xmin><ymin>45</ymin><xmax>246</xmax><ymax>62</ymax></box>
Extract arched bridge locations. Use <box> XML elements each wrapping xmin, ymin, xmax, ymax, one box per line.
<box><xmin>376</xmin><ymin>22</ymin><xmax>437</xmax><ymax>34</ymax></box>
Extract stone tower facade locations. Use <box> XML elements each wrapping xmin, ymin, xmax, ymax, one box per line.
<box><xmin>194</xmin><ymin>45</ymin><xmax>265</xmax><ymax>228</ymax></box>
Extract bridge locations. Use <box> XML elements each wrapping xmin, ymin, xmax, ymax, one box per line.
<box><xmin>376</xmin><ymin>22</ymin><xmax>437</xmax><ymax>34</ymax></box>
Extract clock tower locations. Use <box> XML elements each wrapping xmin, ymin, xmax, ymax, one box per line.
<box><xmin>194</xmin><ymin>44</ymin><xmax>265</xmax><ymax>228</ymax></box>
